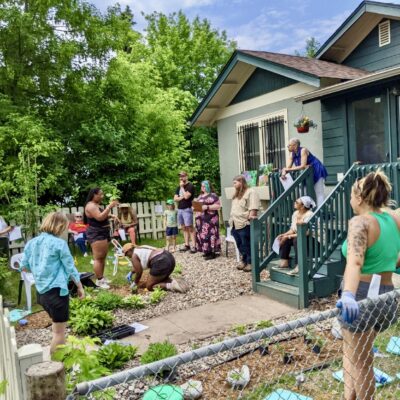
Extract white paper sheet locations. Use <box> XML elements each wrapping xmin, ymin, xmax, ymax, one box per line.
<box><xmin>272</xmin><ymin>237</ymin><xmax>281</xmax><ymax>255</ymax></box>
<box><xmin>118</xmin><ymin>229</ymin><xmax>127</xmax><ymax>241</ymax></box>
<box><xmin>154</xmin><ymin>204</ymin><xmax>163</xmax><ymax>214</ymax></box>
<box><xmin>9</xmin><ymin>226</ymin><xmax>22</xmax><ymax>241</ymax></box>
<box><xmin>279</xmin><ymin>173</ymin><xmax>294</xmax><ymax>191</ymax></box>
<box><xmin>129</xmin><ymin>322</ymin><xmax>149</xmax><ymax>333</ymax></box>
<box><xmin>367</xmin><ymin>274</ymin><xmax>381</xmax><ymax>299</ymax></box>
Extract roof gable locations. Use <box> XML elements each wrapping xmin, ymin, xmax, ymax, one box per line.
<box><xmin>317</xmin><ymin>1</ymin><xmax>400</xmax><ymax>63</ymax></box>
<box><xmin>229</xmin><ymin>68</ymin><xmax>297</xmax><ymax>105</ymax></box>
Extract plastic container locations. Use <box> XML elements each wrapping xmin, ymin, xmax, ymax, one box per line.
<box><xmin>143</xmin><ymin>385</ymin><xmax>183</xmax><ymax>400</ymax></box>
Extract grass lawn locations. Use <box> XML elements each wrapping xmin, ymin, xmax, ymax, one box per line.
<box><xmin>2</xmin><ymin>233</ymin><xmax>186</xmax><ymax>313</ymax></box>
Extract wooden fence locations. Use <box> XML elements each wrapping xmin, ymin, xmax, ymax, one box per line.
<box><xmin>0</xmin><ymin>296</ymin><xmax>44</xmax><ymax>400</ymax></box>
<box><xmin>10</xmin><ymin>201</ymin><xmax>168</xmax><ymax>255</ymax></box>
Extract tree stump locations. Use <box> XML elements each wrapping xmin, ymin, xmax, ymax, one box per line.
<box><xmin>25</xmin><ymin>361</ymin><xmax>66</xmax><ymax>400</ymax></box>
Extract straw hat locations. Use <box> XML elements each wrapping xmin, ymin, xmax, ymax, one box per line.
<box><xmin>119</xmin><ymin>203</ymin><xmax>130</xmax><ymax>208</ymax></box>
<box><xmin>122</xmin><ymin>243</ymin><xmax>135</xmax><ymax>255</ymax></box>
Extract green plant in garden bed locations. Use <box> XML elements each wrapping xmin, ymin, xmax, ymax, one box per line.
<box><xmin>149</xmin><ymin>287</ymin><xmax>167</xmax><ymax>304</ymax></box>
<box><xmin>93</xmin><ymin>291</ymin><xmax>123</xmax><ymax>311</ymax></box>
<box><xmin>230</xmin><ymin>324</ymin><xmax>247</xmax><ymax>335</ymax></box>
<box><xmin>0</xmin><ymin>380</ymin><xmax>7</xmax><ymax>395</ymax></box>
<box><xmin>141</xmin><ymin>340</ymin><xmax>178</xmax><ymax>364</ymax></box>
<box><xmin>172</xmin><ymin>263</ymin><xmax>183</xmax><ymax>276</ymax></box>
<box><xmin>255</xmin><ymin>320</ymin><xmax>274</xmax><ymax>329</ymax></box>
<box><xmin>69</xmin><ymin>305</ymin><xmax>114</xmax><ymax>335</ymax></box>
<box><xmin>53</xmin><ymin>336</ymin><xmax>115</xmax><ymax>399</ymax></box>
<box><xmin>121</xmin><ymin>294</ymin><xmax>146</xmax><ymax>309</ymax></box>
<box><xmin>96</xmin><ymin>342</ymin><xmax>138</xmax><ymax>370</ymax></box>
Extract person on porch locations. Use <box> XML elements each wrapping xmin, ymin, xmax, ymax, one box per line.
<box><xmin>277</xmin><ymin>196</ymin><xmax>315</xmax><ymax>275</ymax></box>
<box><xmin>281</xmin><ymin>138</ymin><xmax>328</xmax><ymax>207</ymax></box>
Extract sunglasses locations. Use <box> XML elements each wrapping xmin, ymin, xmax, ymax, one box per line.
<box><xmin>75</xmin><ymin>215</ymin><xmax>83</xmax><ymax>219</ymax></box>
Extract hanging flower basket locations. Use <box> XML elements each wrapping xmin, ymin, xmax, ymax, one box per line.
<box><xmin>297</xmin><ymin>126</ymin><xmax>309</xmax><ymax>133</ymax></box>
<box><xmin>294</xmin><ymin>116</ymin><xmax>317</xmax><ymax>134</ymax></box>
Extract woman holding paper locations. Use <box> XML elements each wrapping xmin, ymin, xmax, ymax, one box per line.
<box><xmin>194</xmin><ymin>180</ymin><xmax>221</xmax><ymax>260</ymax></box>
<box><xmin>337</xmin><ymin>171</ymin><xmax>400</xmax><ymax>400</ymax></box>
<box><xmin>281</xmin><ymin>138</ymin><xmax>327</xmax><ymax>207</ymax></box>
<box><xmin>115</xmin><ymin>204</ymin><xmax>138</xmax><ymax>244</ymax></box>
<box><xmin>277</xmin><ymin>196</ymin><xmax>315</xmax><ymax>275</ymax></box>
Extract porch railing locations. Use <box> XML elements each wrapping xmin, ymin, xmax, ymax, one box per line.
<box><xmin>297</xmin><ymin>162</ymin><xmax>400</xmax><ymax>307</ymax></box>
<box><xmin>251</xmin><ymin>167</ymin><xmax>315</xmax><ymax>290</ymax></box>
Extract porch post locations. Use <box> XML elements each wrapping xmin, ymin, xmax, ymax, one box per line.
<box><xmin>297</xmin><ymin>223</ymin><xmax>309</xmax><ymax>308</ymax></box>
<box><xmin>250</xmin><ymin>218</ymin><xmax>261</xmax><ymax>291</ymax></box>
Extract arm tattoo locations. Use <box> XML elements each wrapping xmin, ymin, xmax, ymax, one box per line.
<box><xmin>348</xmin><ymin>217</ymin><xmax>369</xmax><ymax>261</ymax></box>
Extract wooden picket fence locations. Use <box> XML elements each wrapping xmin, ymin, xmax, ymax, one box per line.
<box><xmin>0</xmin><ymin>296</ymin><xmax>43</xmax><ymax>400</ymax></box>
<box><xmin>10</xmin><ymin>201</ymin><xmax>168</xmax><ymax>255</ymax></box>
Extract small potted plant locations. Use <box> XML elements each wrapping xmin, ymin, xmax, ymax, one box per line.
<box><xmin>294</xmin><ymin>116</ymin><xmax>317</xmax><ymax>133</ymax></box>
<box><xmin>276</xmin><ymin>343</ymin><xmax>294</xmax><ymax>365</ymax></box>
<box><xmin>304</xmin><ymin>326</ymin><xmax>315</xmax><ymax>345</ymax></box>
<box><xmin>311</xmin><ymin>336</ymin><xmax>326</xmax><ymax>354</ymax></box>
<box><xmin>258</xmin><ymin>339</ymin><xmax>270</xmax><ymax>356</ymax></box>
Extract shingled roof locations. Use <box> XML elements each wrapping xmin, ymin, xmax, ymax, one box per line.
<box><xmin>240</xmin><ymin>50</ymin><xmax>369</xmax><ymax>80</ymax></box>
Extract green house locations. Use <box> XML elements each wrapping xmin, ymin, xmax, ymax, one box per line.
<box><xmin>191</xmin><ymin>0</ymin><xmax>400</xmax><ymax>308</ymax></box>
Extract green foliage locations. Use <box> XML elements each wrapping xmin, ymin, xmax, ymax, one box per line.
<box><xmin>121</xmin><ymin>294</ymin><xmax>146</xmax><ymax>309</ymax></box>
<box><xmin>255</xmin><ymin>320</ymin><xmax>274</xmax><ymax>329</ymax></box>
<box><xmin>172</xmin><ymin>263</ymin><xmax>183</xmax><ymax>276</ymax></box>
<box><xmin>0</xmin><ymin>380</ymin><xmax>7</xmax><ymax>395</ymax></box>
<box><xmin>69</xmin><ymin>305</ymin><xmax>114</xmax><ymax>335</ymax></box>
<box><xmin>231</xmin><ymin>324</ymin><xmax>247</xmax><ymax>335</ymax></box>
<box><xmin>69</xmin><ymin>295</ymin><xmax>96</xmax><ymax>315</ymax></box>
<box><xmin>0</xmin><ymin>257</ymin><xmax>12</xmax><ymax>295</ymax></box>
<box><xmin>140</xmin><ymin>340</ymin><xmax>178</xmax><ymax>364</ymax></box>
<box><xmin>294</xmin><ymin>37</ymin><xmax>320</xmax><ymax>58</ymax></box>
<box><xmin>93</xmin><ymin>291</ymin><xmax>123</xmax><ymax>311</ymax></box>
<box><xmin>96</xmin><ymin>342</ymin><xmax>137</xmax><ymax>370</ymax></box>
<box><xmin>53</xmin><ymin>336</ymin><xmax>110</xmax><ymax>392</ymax></box>
<box><xmin>149</xmin><ymin>287</ymin><xmax>167</xmax><ymax>304</ymax></box>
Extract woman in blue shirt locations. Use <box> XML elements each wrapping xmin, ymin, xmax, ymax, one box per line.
<box><xmin>21</xmin><ymin>212</ymin><xmax>85</xmax><ymax>355</ymax></box>
<box><xmin>281</xmin><ymin>138</ymin><xmax>328</xmax><ymax>207</ymax></box>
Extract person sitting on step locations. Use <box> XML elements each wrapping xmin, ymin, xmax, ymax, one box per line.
<box><xmin>277</xmin><ymin>196</ymin><xmax>315</xmax><ymax>275</ymax></box>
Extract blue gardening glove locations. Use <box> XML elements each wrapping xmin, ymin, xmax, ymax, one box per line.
<box><xmin>126</xmin><ymin>271</ymin><xmax>132</xmax><ymax>282</ymax></box>
<box><xmin>336</xmin><ymin>291</ymin><xmax>359</xmax><ymax>324</ymax></box>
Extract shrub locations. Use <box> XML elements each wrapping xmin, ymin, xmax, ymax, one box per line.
<box><xmin>0</xmin><ymin>257</ymin><xmax>12</xmax><ymax>296</ymax></box>
<box><xmin>93</xmin><ymin>291</ymin><xmax>123</xmax><ymax>311</ymax></box>
<box><xmin>96</xmin><ymin>342</ymin><xmax>137</xmax><ymax>370</ymax></box>
<box><xmin>121</xmin><ymin>294</ymin><xmax>146</xmax><ymax>309</ymax></box>
<box><xmin>69</xmin><ymin>305</ymin><xmax>114</xmax><ymax>335</ymax></box>
<box><xmin>69</xmin><ymin>295</ymin><xmax>95</xmax><ymax>316</ymax></box>
<box><xmin>149</xmin><ymin>287</ymin><xmax>167</xmax><ymax>304</ymax></box>
<box><xmin>140</xmin><ymin>341</ymin><xmax>178</xmax><ymax>364</ymax></box>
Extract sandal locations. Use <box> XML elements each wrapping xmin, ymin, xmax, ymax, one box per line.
<box><xmin>288</xmin><ymin>266</ymin><xmax>299</xmax><ymax>276</ymax></box>
<box><xmin>243</xmin><ymin>264</ymin><xmax>252</xmax><ymax>272</ymax></box>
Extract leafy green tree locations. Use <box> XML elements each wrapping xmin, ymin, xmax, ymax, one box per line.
<box><xmin>294</xmin><ymin>37</ymin><xmax>320</xmax><ymax>58</ymax></box>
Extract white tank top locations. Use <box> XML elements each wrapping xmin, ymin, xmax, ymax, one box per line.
<box><xmin>133</xmin><ymin>247</ymin><xmax>153</xmax><ymax>269</ymax></box>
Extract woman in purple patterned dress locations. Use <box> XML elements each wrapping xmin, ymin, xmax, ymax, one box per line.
<box><xmin>194</xmin><ymin>181</ymin><xmax>221</xmax><ymax>260</ymax></box>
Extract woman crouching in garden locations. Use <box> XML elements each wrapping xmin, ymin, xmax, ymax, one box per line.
<box><xmin>337</xmin><ymin>170</ymin><xmax>400</xmax><ymax>400</ymax></box>
<box><xmin>21</xmin><ymin>212</ymin><xmax>85</xmax><ymax>355</ymax></box>
<box><xmin>122</xmin><ymin>243</ymin><xmax>189</xmax><ymax>293</ymax></box>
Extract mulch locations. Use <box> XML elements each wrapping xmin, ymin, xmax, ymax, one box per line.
<box><xmin>14</xmin><ymin>311</ymin><xmax>52</xmax><ymax>331</ymax></box>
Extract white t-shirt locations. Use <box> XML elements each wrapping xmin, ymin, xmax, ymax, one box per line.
<box><xmin>133</xmin><ymin>247</ymin><xmax>153</xmax><ymax>270</ymax></box>
<box><xmin>0</xmin><ymin>217</ymin><xmax>8</xmax><ymax>238</ymax></box>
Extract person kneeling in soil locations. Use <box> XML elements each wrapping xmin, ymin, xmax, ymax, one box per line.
<box><xmin>122</xmin><ymin>243</ymin><xmax>189</xmax><ymax>293</ymax></box>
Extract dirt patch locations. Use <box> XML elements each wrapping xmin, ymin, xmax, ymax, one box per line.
<box><xmin>14</xmin><ymin>311</ymin><xmax>52</xmax><ymax>331</ymax></box>
<box><xmin>184</xmin><ymin>332</ymin><xmax>341</xmax><ymax>400</ymax></box>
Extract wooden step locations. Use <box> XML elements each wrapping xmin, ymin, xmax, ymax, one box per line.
<box><xmin>255</xmin><ymin>280</ymin><xmax>301</xmax><ymax>308</ymax></box>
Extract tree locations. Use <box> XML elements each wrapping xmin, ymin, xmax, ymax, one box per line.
<box><xmin>139</xmin><ymin>11</ymin><xmax>237</xmax><ymax>191</ymax></box>
<box><xmin>294</xmin><ymin>37</ymin><xmax>320</xmax><ymax>58</ymax></box>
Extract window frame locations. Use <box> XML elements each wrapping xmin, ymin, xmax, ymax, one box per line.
<box><xmin>236</xmin><ymin>109</ymin><xmax>289</xmax><ymax>172</ymax></box>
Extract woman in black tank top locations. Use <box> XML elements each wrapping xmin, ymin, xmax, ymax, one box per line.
<box><xmin>84</xmin><ymin>188</ymin><xmax>119</xmax><ymax>289</ymax></box>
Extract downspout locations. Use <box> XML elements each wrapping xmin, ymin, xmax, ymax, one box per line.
<box><xmin>386</xmin><ymin>88</ymin><xmax>392</xmax><ymax>162</ymax></box>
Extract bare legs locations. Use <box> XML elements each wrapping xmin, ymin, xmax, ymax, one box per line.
<box><xmin>343</xmin><ymin>328</ymin><xmax>376</xmax><ymax>400</ymax></box>
<box><xmin>50</xmin><ymin>322</ymin><xmax>67</xmax><ymax>355</ymax></box>
<box><xmin>91</xmin><ymin>239</ymin><xmax>109</xmax><ymax>279</ymax></box>
<box><xmin>127</xmin><ymin>227</ymin><xmax>136</xmax><ymax>244</ymax></box>
<box><xmin>145</xmin><ymin>274</ymin><xmax>171</xmax><ymax>291</ymax></box>
<box><xmin>183</xmin><ymin>226</ymin><xmax>195</xmax><ymax>249</ymax></box>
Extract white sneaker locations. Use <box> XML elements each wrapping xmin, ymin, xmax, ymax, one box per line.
<box><xmin>96</xmin><ymin>278</ymin><xmax>110</xmax><ymax>289</ymax></box>
<box><xmin>83</xmin><ymin>252</ymin><xmax>88</xmax><ymax>257</ymax></box>
<box><xmin>103</xmin><ymin>277</ymin><xmax>111</xmax><ymax>284</ymax></box>
<box><xmin>170</xmin><ymin>278</ymin><xmax>189</xmax><ymax>293</ymax></box>
<box><xmin>90</xmin><ymin>259</ymin><xmax>94</xmax><ymax>265</ymax></box>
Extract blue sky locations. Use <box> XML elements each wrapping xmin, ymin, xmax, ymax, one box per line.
<box><xmin>91</xmin><ymin>0</ymin><xmax>400</xmax><ymax>54</ymax></box>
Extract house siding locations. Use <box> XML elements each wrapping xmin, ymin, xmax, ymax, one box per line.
<box><xmin>321</xmin><ymin>98</ymin><xmax>348</xmax><ymax>185</ymax></box>
<box><xmin>343</xmin><ymin>19</ymin><xmax>400</xmax><ymax>71</ymax></box>
<box><xmin>230</xmin><ymin>68</ymin><xmax>297</xmax><ymax>105</ymax></box>
<box><xmin>217</xmin><ymin>94</ymin><xmax>322</xmax><ymax>221</ymax></box>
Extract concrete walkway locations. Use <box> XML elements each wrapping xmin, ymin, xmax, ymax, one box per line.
<box><xmin>121</xmin><ymin>294</ymin><xmax>295</xmax><ymax>353</ymax></box>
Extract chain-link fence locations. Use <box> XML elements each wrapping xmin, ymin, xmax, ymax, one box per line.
<box><xmin>67</xmin><ymin>289</ymin><xmax>400</xmax><ymax>400</ymax></box>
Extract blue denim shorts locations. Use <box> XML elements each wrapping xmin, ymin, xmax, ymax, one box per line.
<box><xmin>166</xmin><ymin>227</ymin><xmax>178</xmax><ymax>237</ymax></box>
<box><xmin>178</xmin><ymin>208</ymin><xmax>193</xmax><ymax>227</ymax></box>
<box><xmin>338</xmin><ymin>281</ymin><xmax>398</xmax><ymax>333</ymax></box>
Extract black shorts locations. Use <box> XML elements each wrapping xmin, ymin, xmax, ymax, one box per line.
<box><xmin>86</xmin><ymin>226</ymin><xmax>110</xmax><ymax>244</ymax></box>
<box><xmin>37</xmin><ymin>288</ymin><xmax>69</xmax><ymax>323</ymax></box>
<box><xmin>149</xmin><ymin>251</ymin><xmax>175</xmax><ymax>277</ymax></box>
<box><xmin>166</xmin><ymin>227</ymin><xmax>178</xmax><ymax>237</ymax></box>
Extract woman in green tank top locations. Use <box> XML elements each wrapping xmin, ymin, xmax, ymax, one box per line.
<box><xmin>337</xmin><ymin>171</ymin><xmax>400</xmax><ymax>400</ymax></box>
